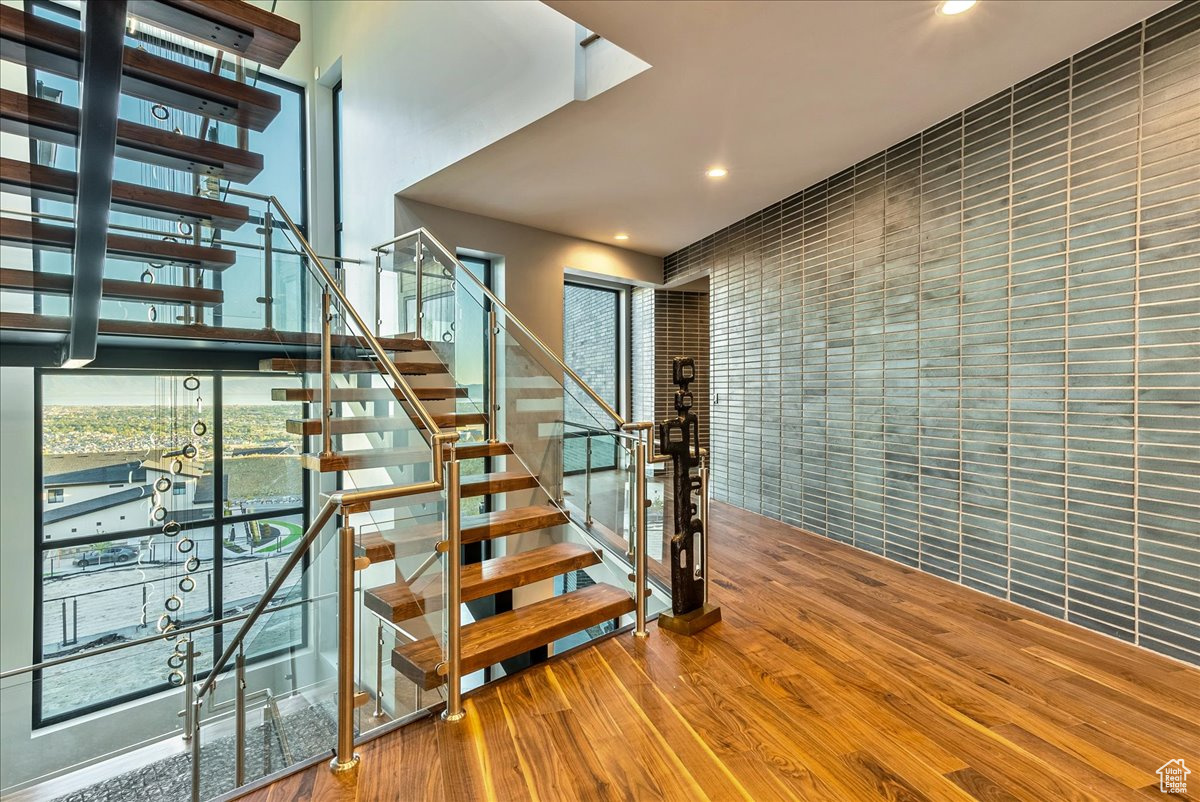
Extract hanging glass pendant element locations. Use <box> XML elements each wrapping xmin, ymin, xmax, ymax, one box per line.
<box><xmin>192</xmin><ymin>420</ymin><xmax>207</xmax><ymax>437</ymax></box>
<box><xmin>155</xmin><ymin>476</ymin><xmax>172</xmax><ymax>492</ymax></box>
<box><xmin>151</xmin><ymin>103</ymin><xmax>170</xmax><ymax>120</ymax></box>
<box><xmin>162</xmin><ymin>520</ymin><xmax>181</xmax><ymax>537</ymax></box>
<box><xmin>147</xmin><ymin>305</ymin><xmax>158</xmax><ymax>322</ymax></box>
<box><xmin>168</xmin><ymin>670</ymin><xmax>185</xmax><ymax>686</ymax></box>
<box><xmin>195</xmin><ymin>396</ymin><xmax>203</xmax><ymax>415</ymax></box>
<box><xmin>182</xmin><ymin>443</ymin><xmax>198</xmax><ymax>459</ymax></box>
<box><xmin>177</xmin><ymin>537</ymin><xmax>195</xmax><ymax>554</ymax></box>
<box><xmin>170</xmin><ymin>458</ymin><xmax>183</xmax><ymax>475</ymax></box>
<box><xmin>177</xmin><ymin>220</ymin><xmax>193</xmax><ymax>237</ymax></box>
<box><xmin>183</xmin><ymin>375</ymin><xmax>200</xmax><ymax>391</ymax></box>
<box><xmin>140</xmin><ymin>269</ymin><xmax>155</xmax><ymax>284</ymax></box>
<box><xmin>185</xmin><ymin>556</ymin><xmax>200</xmax><ymax>572</ymax></box>
<box><xmin>164</xmin><ymin>594</ymin><xmax>182</xmax><ymax>612</ymax></box>
<box><xmin>179</xmin><ymin>576</ymin><xmax>195</xmax><ymax>593</ymax></box>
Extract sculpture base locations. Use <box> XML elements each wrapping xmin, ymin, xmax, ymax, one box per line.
<box><xmin>657</xmin><ymin>603</ymin><xmax>722</xmax><ymax>635</ymax></box>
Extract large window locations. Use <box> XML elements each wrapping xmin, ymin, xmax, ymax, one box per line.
<box><xmin>25</xmin><ymin>0</ymin><xmax>308</xmax><ymax>331</ymax></box>
<box><xmin>35</xmin><ymin>371</ymin><xmax>307</xmax><ymax>725</ymax></box>
<box><xmin>562</xmin><ymin>282</ymin><xmax>623</xmax><ymax>473</ymax></box>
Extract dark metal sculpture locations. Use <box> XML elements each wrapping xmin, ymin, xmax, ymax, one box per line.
<box><xmin>657</xmin><ymin>357</ymin><xmax>721</xmax><ymax>634</ymax></box>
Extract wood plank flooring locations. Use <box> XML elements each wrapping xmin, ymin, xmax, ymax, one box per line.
<box><xmin>240</xmin><ymin>501</ymin><xmax>1200</xmax><ymax>802</ymax></box>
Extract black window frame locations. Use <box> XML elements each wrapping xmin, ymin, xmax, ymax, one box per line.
<box><xmin>32</xmin><ymin>369</ymin><xmax>310</xmax><ymax>728</ymax></box>
<box><xmin>562</xmin><ymin>281</ymin><xmax>623</xmax><ymax>476</ymax></box>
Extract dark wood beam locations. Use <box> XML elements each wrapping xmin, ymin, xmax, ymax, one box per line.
<box><xmin>62</xmin><ymin>0</ymin><xmax>126</xmax><ymax>368</ymax></box>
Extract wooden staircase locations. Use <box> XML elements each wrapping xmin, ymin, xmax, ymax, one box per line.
<box><xmin>260</xmin><ymin>337</ymin><xmax>636</xmax><ymax>696</ymax></box>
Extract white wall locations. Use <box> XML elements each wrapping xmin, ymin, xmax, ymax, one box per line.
<box><xmin>305</xmin><ymin>0</ymin><xmax>581</xmax><ymax>264</ymax></box>
<box><xmin>396</xmin><ymin>198</ymin><xmax>661</xmax><ymax>357</ymax></box>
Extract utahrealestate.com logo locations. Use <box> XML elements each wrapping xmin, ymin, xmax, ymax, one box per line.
<box><xmin>1158</xmin><ymin>759</ymin><xmax>1191</xmax><ymax>794</ymax></box>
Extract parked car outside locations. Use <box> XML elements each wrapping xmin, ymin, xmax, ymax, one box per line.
<box><xmin>74</xmin><ymin>545</ymin><xmax>139</xmax><ymax>567</ymax></box>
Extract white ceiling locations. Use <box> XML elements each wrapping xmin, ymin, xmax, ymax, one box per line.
<box><xmin>401</xmin><ymin>0</ymin><xmax>1175</xmax><ymax>258</ymax></box>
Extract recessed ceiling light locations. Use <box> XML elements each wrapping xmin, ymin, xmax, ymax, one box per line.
<box><xmin>614</xmin><ymin>233</ymin><xmax>629</xmax><ymax>240</ymax></box>
<box><xmin>938</xmin><ymin>0</ymin><xmax>977</xmax><ymax>15</ymax></box>
<box><xmin>705</xmin><ymin>167</ymin><xmax>728</xmax><ymax>178</ymax></box>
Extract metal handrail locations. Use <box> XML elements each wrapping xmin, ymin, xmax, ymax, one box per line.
<box><xmin>0</xmin><ymin>590</ymin><xmax>332</xmax><ymax>681</ymax></box>
<box><xmin>372</xmin><ymin>227</ymin><xmax>628</xmax><ymax>429</ymax></box>
<box><xmin>267</xmin><ymin>202</ymin><xmax>443</xmax><ymax>438</ymax></box>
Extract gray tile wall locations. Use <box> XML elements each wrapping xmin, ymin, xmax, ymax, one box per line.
<box><xmin>663</xmin><ymin>1</ymin><xmax>1200</xmax><ymax>665</ymax></box>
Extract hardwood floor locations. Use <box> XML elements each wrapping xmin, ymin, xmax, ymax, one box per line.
<box><xmin>241</xmin><ymin>501</ymin><xmax>1200</xmax><ymax>802</ymax></box>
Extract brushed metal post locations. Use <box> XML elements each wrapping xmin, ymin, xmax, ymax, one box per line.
<box><xmin>699</xmin><ymin>454</ymin><xmax>710</xmax><ymax>604</ymax></box>
<box><xmin>234</xmin><ymin>647</ymin><xmax>246</xmax><ymax>787</ymax></box>
<box><xmin>330</xmin><ymin>523</ymin><xmax>360</xmax><ymax>773</ymax></box>
<box><xmin>320</xmin><ymin>290</ymin><xmax>333</xmax><ymax>458</ymax></box>
<box><xmin>374</xmin><ymin>251</ymin><xmax>383</xmax><ymax>336</ymax></box>
<box><xmin>486</xmin><ymin>307</ymin><xmax>498</xmax><ymax>443</ymax></box>
<box><xmin>182</xmin><ymin>637</ymin><xmax>195</xmax><ymax>741</ymax></box>
<box><xmin>190</xmin><ymin>698</ymin><xmax>202</xmax><ymax>802</ymax></box>
<box><xmin>414</xmin><ymin>232</ymin><xmax>424</xmax><ymax>340</ymax></box>
<box><xmin>443</xmin><ymin>445</ymin><xmax>464</xmax><ymax>721</ymax></box>
<box><xmin>585</xmin><ymin>435</ymin><xmax>594</xmax><ymax>526</ymax></box>
<box><xmin>372</xmin><ymin>618</ymin><xmax>385</xmax><ymax>719</ymax></box>
<box><xmin>257</xmin><ymin>208</ymin><xmax>274</xmax><ymax>330</ymax></box>
<box><xmin>634</xmin><ymin>435</ymin><xmax>649</xmax><ymax>638</ymax></box>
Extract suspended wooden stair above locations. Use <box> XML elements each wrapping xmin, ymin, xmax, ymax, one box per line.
<box><xmin>0</xmin><ymin>5</ymin><xmax>281</xmax><ymax>131</ymax></box>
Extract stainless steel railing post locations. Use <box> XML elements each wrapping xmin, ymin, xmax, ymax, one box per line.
<box><xmin>634</xmin><ymin>434</ymin><xmax>649</xmax><ymax>638</ymax></box>
<box><xmin>442</xmin><ymin>445</ymin><xmax>464</xmax><ymax>721</ymax></box>
<box><xmin>585</xmin><ymin>436</ymin><xmax>593</xmax><ymax>526</ymax></box>
<box><xmin>182</xmin><ymin>637</ymin><xmax>195</xmax><ymax>741</ymax></box>
<box><xmin>699</xmin><ymin>452</ymin><xmax>710</xmax><ymax>605</ymax></box>
<box><xmin>372</xmin><ymin>618</ymin><xmax>385</xmax><ymax>719</ymax></box>
<box><xmin>414</xmin><ymin>232</ymin><xmax>424</xmax><ymax>340</ymax></box>
<box><xmin>486</xmin><ymin>307</ymin><xmax>499</xmax><ymax>443</ymax></box>
<box><xmin>190</xmin><ymin>698</ymin><xmax>202</xmax><ymax>802</ymax></box>
<box><xmin>234</xmin><ymin>646</ymin><xmax>246</xmax><ymax>787</ymax></box>
<box><xmin>331</xmin><ymin>523</ymin><xmax>361</xmax><ymax>773</ymax></box>
<box><xmin>259</xmin><ymin>208</ymin><xmax>274</xmax><ymax>330</ymax></box>
<box><xmin>320</xmin><ymin>290</ymin><xmax>333</xmax><ymax>458</ymax></box>
<box><xmin>374</xmin><ymin>251</ymin><xmax>383</xmax><ymax>336</ymax></box>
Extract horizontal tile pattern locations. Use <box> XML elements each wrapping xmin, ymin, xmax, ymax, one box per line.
<box><xmin>664</xmin><ymin>1</ymin><xmax>1200</xmax><ymax>666</ymax></box>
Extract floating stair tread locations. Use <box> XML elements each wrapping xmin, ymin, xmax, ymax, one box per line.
<box><xmin>351</xmin><ymin>504</ymin><xmax>568</xmax><ymax>561</ymax></box>
<box><xmin>355</xmin><ymin>531</ymin><xmax>395</xmax><ymax>565</ymax></box>
<box><xmin>365</xmin><ymin>505</ymin><xmax>569</xmax><ymax>555</ymax></box>
<box><xmin>0</xmin><ymin>267</ymin><xmax>223</xmax><ymax>307</ymax></box>
<box><xmin>0</xmin><ymin>6</ymin><xmax>280</xmax><ymax>131</ymax></box>
<box><xmin>300</xmin><ymin>440</ymin><xmax>509</xmax><ymax>473</ymax></box>
<box><xmin>259</xmin><ymin>357</ymin><xmax>445</xmax><ymax>375</ymax></box>
<box><xmin>337</xmin><ymin>470</ymin><xmax>540</xmax><ymax>514</ymax></box>
<box><xmin>0</xmin><ymin>157</ymin><xmax>249</xmax><ymax>230</ymax></box>
<box><xmin>271</xmin><ymin>386</ymin><xmax>464</xmax><ymax>403</ymax></box>
<box><xmin>0</xmin><ymin>218</ymin><xmax>235</xmax><ymax>270</ymax></box>
<box><xmin>454</xmin><ymin>441</ymin><xmax>512</xmax><ymax>460</ymax></box>
<box><xmin>286</xmin><ymin>411</ymin><xmax>487</xmax><ymax>437</ymax></box>
<box><xmin>391</xmin><ymin>583</ymin><xmax>635</xmax><ymax>689</ymax></box>
<box><xmin>128</xmin><ymin>0</ymin><xmax>302</xmax><ymax>70</ymax></box>
<box><xmin>0</xmin><ymin>90</ymin><xmax>263</xmax><ymax>182</ymax></box>
<box><xmin>461</xmin><ymin>470</ymin><xmax>540</xmax><ymax>499</ymax></box>
<box><xmin>365</xmin><ymin>542</ymin><xmax>600</xmax><ymax>623</ymax></box>
<box><xmin>301</xmin><ymin>446</ymin><xmax>429</xmax><ymax>472</ymax></box>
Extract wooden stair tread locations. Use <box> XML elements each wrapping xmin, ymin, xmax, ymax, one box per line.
<box><xmin>365</xmin><ymin>542</ymin><xmax>600</xmax><ymax>623</ymax></box>
<box><xmin>259</xmin><ymin>357</ymin><xmax>446</xmax><ymax>375</ymax></box>
<box><xmin>301</xmin><ymin>446</ymin><xmax>428</xmax><ymax>472</ymax></box>
<box><xmin>128</xmin><ymin>0</ymin><xmax>302</xmax><ymax>70</ymax></box>
<box><xmin>0</xmin><ymin>267</ymin><xmax>223</xmax><ymax>307</ymax></box>
<box><xmin>353</xmin><ymin>504</ymin><xmax>569</xmax><ymax>561</ymax></box>
<box><xmin>0</xmin><ymin>218</ymin><xmax>235</xmax><ymax>270</ymax></box>
<box><xmin>300</xmin><ymin>440</ymin><xmax>510</xmax><ymax>472</ymax></box>
<box><xmin>0</xmin><ymin>157</ymin><xmax>248</xmax><ymax>231</ymax></box>
<box><xmin>355</xmin><ymin>530</ymin><xmax>395</xmax><ymax>565</ymax></box>
<box><xmin>0</xmin><ymin>6</ymin><xmax>280</xmax><ymax>131</ymax></box>
<box><xmin>0</xmin><ymin>89</ymin><xmax>263</xmax><ymax>182</ymax></box>
<box><xmin>286</xmin><ymin>411</ymin><xmax>487</xmax><ymax>436</ymax></box>
<box><xmin>271</xmin><ymin>386</ymin><xmax>464</xmax><ymax>403</ymax></box>
<box><xmin>391</xmin><ymin>583</ymin><xmax>635</xmax><ymax>689</ymax></box>
<box><xmin>337</xmin><ymin>471</ymin><xmax>540</xmax><ymax>514</ymax></box>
